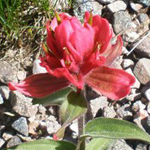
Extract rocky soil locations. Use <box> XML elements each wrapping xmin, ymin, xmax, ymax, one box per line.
<box><xmin>0</xmin><ymin>0</ymin><xmax>150</xmax><ymax>149</ymax></box>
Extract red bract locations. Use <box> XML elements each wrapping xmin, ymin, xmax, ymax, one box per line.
<box><xmin>9</xmin><ymin>12</ymin><xmax>135</xmax><ymax>100</ymax></box>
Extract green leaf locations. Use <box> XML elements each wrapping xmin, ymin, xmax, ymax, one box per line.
<box><xmin>56</xmin><ymin>91</ymin><xmax>87</xmax><ymax>139</ymax></box>
<box><xmin>32</xmin><ymin>87</ymin><xmax>73</xmax><ymax>106</ymax></box>
<box><xmin>2</xmin><ymin>139</ymin><xmax>76</xmax><ymax>150</ymax></box>
<box><xmin>86</xmin><ymin>138</ymin><xmax>114</xmax><ymax>150</ymax></box>
<box><xmin>83</xmin><ymin>117</ymin><xmax>150</xmax><ymax>144</ymax></box>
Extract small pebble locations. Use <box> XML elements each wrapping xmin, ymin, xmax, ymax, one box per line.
<box><xmin>2</xmin><ymin>132</ymin><xmax>13</xmax><ymax>141</ymax></box>
<box><xmin>130</xmin><ymin>1</ymin><xmax>143</xmax><ymax>12</ymax></box>
<box><xmin>0</xmin><ymin>86</ymin><xmax>10</xmax><ymax>100</ymax></box>
<box><xmin>12</xmin><ymin>117</ymin><xmax>29</xmax><ymax>137</ymax></box>
<box><xmin>107</xmin><ymin>0</ymin><xmax>127</xmax><ymax>13</ymax></box>
<box><xmin>0</xmin><ymin>94</ymin><xmax>4</xmax><ymax>105</ymax></box>
<box><xmin>7</xmin><ymin>136</ymin><xmax>22</xmax><ymax>148</ymax></box>
<box><xmin>17</xmin><ymin>71</ymin><xmax>26</xmax><ymax>81</ymax></box>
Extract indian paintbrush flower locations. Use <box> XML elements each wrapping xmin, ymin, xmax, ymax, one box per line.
<box><xmin>9</xmin><ymin>11</ymin><xmax>135</xmax><ymax>100</ymax></box>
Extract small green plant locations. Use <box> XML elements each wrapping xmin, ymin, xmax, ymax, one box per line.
<box><xmin>0</xmin><ymin>0</ymin><xmax>23</xmax><ymax>38</ymax></box>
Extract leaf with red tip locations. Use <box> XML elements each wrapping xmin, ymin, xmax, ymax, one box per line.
<box><xmin>84</xmin><ymin>66</ymin><xmax>135</xmax><ymax>100</ymax></box>
<box><xmin>9</xmin><ymin>73</ymin><xmax>70</xmax><ymax>98</ymax></box>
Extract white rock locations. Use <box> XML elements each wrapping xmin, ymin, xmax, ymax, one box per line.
<box><xmin>0</xmin><ymin>94</ymin><xmax>4</xmax><ymax>105</ymax></box>
<box><xmin>122</xmin><ymin>46</ymin><xmax>129</xmax><ymax>55</ymax></box>
<box><xmin>0</xmin><ymin>138</ymin><xmax>5</xmax><ymax>148</ymax></box>
<box><xmin>147</xmin><ymin>102</ymin><xmax>150</xmax><ymax>114</ymax></box>
<box><xmin>107</xmin><ymin>0</ymin><xmax>127</xmax><ymax>13</ymax></box>
<box><xmin>125</xmin><ymin>68</ymin><xmax>141</xmax><ymax>89</ymax></box>
<box><xmin>90</xmin><ymin>96</ymin><xmax>108</xmax><ymax>117</ymax></box>
<box><xmin>133</xmin><ymin>101</ymin><xmax>146</xmax><ymax>111</ymax></box>
<box><xmin>17</xmin><ymin>71</ymin><xmax>26</xmax><ymax>81</ymax></box>
<box><xmin>117</xmin><ymin>104</ymin><xmax>132</xmax><ymax>119</ymax></box>
<box><xmin>145</xmin><ymin>88</ymin><xmax>150</xmax><ymax>101</ymax></box>
<box><xmin>0</xmin><ymin>86</ymin><xmax>10</xmax><ymax>100</ymax></box>
<box><xmin>33</xmin><ymin>59</ymin><xmax>47</xmax><ymax>74</ymax></box>
<box><xmin>103</xmin><ymin>106</ymin><xmax>116</xmax><ymax>118</ymax></box>
<box><xmin>130</xmin><ymin>1</ymin><xmax>143</xmax><ymax>12</ymax></box>
<box><xmin>69</xmin><ymin>120</ymin><xmax>78</xmax><ymax>135</ymax></box>
<box><xmin>134</xmin><ymin>58</ymin><xmax>150</xmax><ymax>85</ymax></box>
<box><xmin>123</xmin><ymin>31</ymin><xmax>139</xmax><ymax>43</ymax></box>
<box><xmin>2</xmin><ymin>132</ymin><xmax>13</xmax><ymax>141</ymax></box>
<box><xmin>122</xmin><ymin>59</ymin><xmax>134</xmax><ymax>69</ymax></box>
<box><xmin>126</xmin><ymin>93</ymin><xmax>141</xmax><ymax>101</ymax></box>
<box><xmin>45</xmin><ymin>116</ymin><xmax>61</xmax><ymax>134</ymax></box>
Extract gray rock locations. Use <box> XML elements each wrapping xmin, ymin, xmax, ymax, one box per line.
<box><xmin>7</xmin><ymin>136</ymin><xmax>22</xmax><ymax>148</ymax></box>
<box><xmin>40</xmin><ymin>116</ymin><xmax>61</xmax><ymax>135</ymax></box>
<box><xmin>113</xmin><ymin>11</ymin><xmax>131</xmax><ymax>34</ymax></box>
<box><xmin>0</xmin><ymin>138</ymin><xmax>5</xmax><ymax>148</ymax></box>
<box><xmin>108</xmin><ymin>139</ymin><xmax>133</xmax><ymax>150</ymax></box>
<box><xmin>90</xmin><ymin>96</ymin><xmax>108</xmax><ymax>118</ymax></box>
<box><xmin>46</xmin><ymin>116</ymin><xmax>61</xmax><ymax>134</ymax></box>
<box><xmin>134</xmin><ymin>37</ymin><xmax>150</xmax><ymax>58</ymax></box>
<box><xmin>0</xmin><ymin>94</ymin><xmax>4</xmax><ymax>105</ymax></box>
<box><xmin>107</xmin><ymin>1</ymin><xmax>127</xmax><ymax>13</ymax></box>
<box><xmin>103</xmin><ymin>106</ymin><xmax>116</xmax><ymax>118</ymax></box>
<box><xmin>134</xmin><ymin>0</ymin><xmax>150</xmax><ymax>6</ymax></box>
<box><xmin>12</xmin><ymin>117</ymin><xmax>28</xmax><ymax>136</ymax></box>
<box><xmin>133</xmin><ymin>58</ymin><xmax>150</xmax><ymax>85</ymax></box>
<box><xmin>73</xmin><ymin>0</ymin><xmax>103</xmax><ymax>20</ymax></box>
<box><xmin>138</xmin><ymin>13</ymin><xmax>149</xmax><ymax>23</ymax></box>
<box><xmin>123</xmin><ymin>30</ymin><xmax>139</xmax><ymax>43</ymax></box>
<box><xmin>122</xmin><ymin>59</ymin><xmax>134</xmax><ymax>69</ymax></box>
<box><xmin>0</xmin><ymin>86</ymin><xmax>10</xmax><ymax>100</ymax></box>
<box><xmin>0</xmin><ymin>61</ymin><xmax>18</xmax><ymax>84</ymax></box>
<box><xmin>117</xmin><ymin>104</ymin><xmax>133</xmax><ymax>119</ymax></box>
<box><xmin>10</xmin><ymin>91</ymin><xmax>38</xmax><ymax>117</ymax></box>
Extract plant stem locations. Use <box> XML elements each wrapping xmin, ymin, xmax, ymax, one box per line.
<box><xmin>78</xmin><ymin>115</ymin><xmax>85</xmax><ymax>136</ymax></box>
<box><xmin>78</xmin><ymin>115</ymin><xmax>85</xmax><ymax>150</ymax></box>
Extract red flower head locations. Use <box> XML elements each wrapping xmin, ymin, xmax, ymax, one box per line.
<box><xmin>9</xmin><ymin>11</ymin><xmax>135</xmax><ymax>100</ymax></box>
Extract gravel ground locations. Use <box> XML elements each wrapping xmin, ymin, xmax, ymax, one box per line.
<box><xmin>0</xmin><ymin>0</ymin><xmax>150</xmax><ymax>149</ymax></box>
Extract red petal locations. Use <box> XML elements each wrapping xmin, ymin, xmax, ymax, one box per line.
<box><xmin>92</xmin><ymin>15</ymin><xmax>113</xmax><ymax>53</ymax></box>
<box><xmin>45</xmin><ymin>67</ymin><xmax>84</xmax><ymax>89</ymax></box>
<box><xmin>55</xmin><ymin>20</ymin><xmax>74</xmax><ymax>52</ymax></box>
<box><xmin>68</xmin><ymin>26</ymin><xmax>94</xmax><ymax>59</ymax></box>
<box><xmin>9</xmin><ymin>73</ymin><xmax>69</xmax><ymax>98</ymax></box>
<box><xmin>46</xmin><ymin>21</ymin><xmax>61</xmax><ymax>58</ymax></box>
<box><xmin>102</xmin><ymin>36</ymin><xmax>123</xmax><ymax>66</ymax></box>
<box><xmin>84</xmin><ymin>66</ymin><xmax>135</xmax><ymax>100</ymax></box>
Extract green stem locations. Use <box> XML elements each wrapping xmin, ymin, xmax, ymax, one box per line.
<box><xmin>77</xmin><ymin>115</ymin><xmax>86</xmax><ymax>150</ymax></box>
